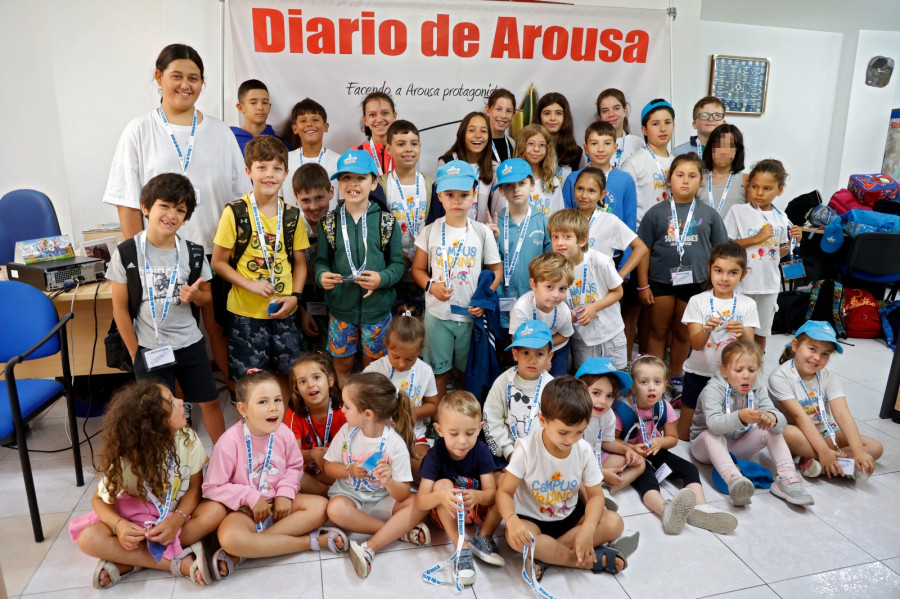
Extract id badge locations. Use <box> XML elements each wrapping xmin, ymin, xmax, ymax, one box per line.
<box><xmin>307</xmin><ymin>301</ymin><xmax>327</xmax><ymax>316</ymax></box>
<box><xmin>836</xmin><ymin>457</ymin><xmax>856</xmax><ymax>477</ymax></box>
<box><xmin>143</xmin><ymin>345</ymin><xmax>175</xmax><ymax>370</ymax></box>
<box><xmin>710</xmin><ymin>326</ymin><xmax>735</xmax><ymax>348</ymax></box>
<box><xmin>267</xmin><ymin>299</ymin><xmax>281</xmax><ymax>317</ymax></box>
<box><xmin>654</xmin><ymin>462</ymin><xmax>673</xmax><ymax>483</ymax></box>
<box><xmin>670</xmin><ymin>266</ymin><xmax>694</xmax><ymax>286</ymax></box>
<box><xmin>781</xmin><ymin>259</ymin><xmax>806</xmax><ymax>280</ymax></box>
<box><xmin>499</xmin><ymin>297</ymin><xmax>516</xmax><ymax>312</ymax></box>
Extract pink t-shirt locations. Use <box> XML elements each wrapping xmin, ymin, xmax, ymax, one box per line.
<box><xmin>614</xmin><ymin>399</ymin><xmax>677</xmax><ymax>446</ymax></box>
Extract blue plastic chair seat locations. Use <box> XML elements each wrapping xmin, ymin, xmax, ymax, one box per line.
<box><xmin>0</xmin><ymin>380</ymin><xmax>64</xmax><ymax>439</ymax></box>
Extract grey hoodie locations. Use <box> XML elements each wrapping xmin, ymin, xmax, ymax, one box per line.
<box><xmin>690</xmin><ymin>371</ymin><xmax>786</xmax><ymax>441</ymax></box>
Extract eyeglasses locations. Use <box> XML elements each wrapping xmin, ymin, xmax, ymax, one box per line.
<box><xmin>525</xmin><ymin>142</ymin><xmax>547</xmax><ymax>150</ymax></box>
<box><xmin>697</xmin><ymin>112</ymin><xmax>725</xmax><ymax>121</ymax></box>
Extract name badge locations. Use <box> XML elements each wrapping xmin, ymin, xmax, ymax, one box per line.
<box><xmin>360</xmin><ymin>451</ymin><xmax>384</xmax><ymax>472</ymax></box>
<box><xmin>836</xmin><ymin>457</ymin><xmax>855</xmax><ymax>477</ymax></box>
<box><xmin>654</xmin><ymin>462</ymin><xmax>673</xmax><ymax>483</ymax></box>
<box><xmin>670</xmin><ymin>266</ymin><xmax>694</xmax><ymax>286</ymax></box>
<box><xmin>267</xmin><ymin>299</ymin><xmax>281</xmax><ymax>317</ymax></box>
<box><xmin>710</xmin><ymin>327</ymin><xmax>735</xmax><ymax>347</ymax></box>
<box><xmin>306</xmin><ymin>301</ymin><xmax>327</xmax><ymax>316</ymax></box>
<box><xmin>781</xmin><ymin>259</ymin><xmax>806</xmax><ymax>281</ymax></box>
<box><xmin>499</xmin><ymin>297</ymin><xmax>516</xmax><ymax>312</ymax></box>
<box><xmin>143</xmin><ymin>345</ymin><xmax>176</xmax><ymax>370</ymax></box>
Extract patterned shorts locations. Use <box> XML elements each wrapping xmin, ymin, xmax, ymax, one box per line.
<box><xmin>227</xmin><ymin>314</ymin><xmax>301</xmax><ymax>379</ymax></box>
<box><xmin>327</xmin><ymin>313</ymin><xmax>391</xmax><ymax>359</ymax></box>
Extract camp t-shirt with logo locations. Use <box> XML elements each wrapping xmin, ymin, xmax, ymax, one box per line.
<box><xmin>567</xmin><ymin>248</ymin><xmax>625</xmax><ymax>345</ymax></box>
<box><xmin>507</xmin><ymin>431</ymin><xmax>603</xmax><ymax>521</ymax></box>
<box><xmin>724</xmin><ymin>203</ymin><xmax>791</xmax><ymax>294</ymax></box>
<box><xmin>637</xmin><ymin>200</ymin><xmax>728</xmax><ymax>286</ymax></box>
<box><xmin>620</xmin><ymin>147</ymin><xmax>674</xmax><ymax>229</ymax></box>
<box><xmin>106</xmin><ymin>236</ymin><xmax>212</xmax><ymax>350</ymax></box>
<box><xmin>363</xmin><ymin>356</ymin><xmax>438</xmax><ymax>440</ymax></box>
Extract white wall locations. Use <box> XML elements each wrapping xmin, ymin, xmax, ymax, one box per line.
<box><xmin>696</xmin><ymin>21</ymin><xmax>843</xmax><ymax>208</ymax></box>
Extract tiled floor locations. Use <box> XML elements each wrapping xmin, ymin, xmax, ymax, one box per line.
<box><xmin>2</xmin><ymin>334</ymin><xmax>900</xmax><ymax>598</ymax></box>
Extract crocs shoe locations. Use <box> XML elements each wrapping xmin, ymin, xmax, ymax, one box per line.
<box><xmin>662</xmin><ymin>488</ymin><xmax>695</xmax><ymax>535</ymax></box>
<box><xmin>771</xmin><ymin>475</ymin><xmax>814</xmax><ymax>506</ymax></box>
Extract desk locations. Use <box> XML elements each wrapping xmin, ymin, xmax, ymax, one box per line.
<box><xmin>1</xmin><ymin>281</ymin><xmax>120</xmax><ymax>379</ymax></box>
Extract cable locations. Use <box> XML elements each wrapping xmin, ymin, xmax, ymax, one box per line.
<box><xmin>2</xmin><ymin>428</ymin><xmax>103</xmax><ymax>454</ymax></box>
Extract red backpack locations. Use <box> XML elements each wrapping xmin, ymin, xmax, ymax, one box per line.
<box><xmin>842</xmin><ymin>288</ymin><xmax>882</xmax><ymax>338</ymax></box>
<box><xmin>829</xmin><ymin>188</ymin><xmax>872</xmax><ymax>215</ymax></box>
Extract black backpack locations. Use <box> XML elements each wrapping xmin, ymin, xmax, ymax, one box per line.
<box><xmin>785</xmin><ymin>190</ymin><xmax>822</xmax><ymax>227</ymax></box>
<box><xmin>805</xmin><ymin>279</ymin><xmax>848</xmax><ymax>339</ymax></box>
<box><xmin>772</xmin><ymin>290</ymin><xmax>810</xmax><ymax>335</ymax></box>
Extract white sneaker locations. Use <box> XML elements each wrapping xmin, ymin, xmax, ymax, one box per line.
<box><xmin>800</xmin><ymin>458</ymin><xmax>822</xmax><ymax>478</ymax></box>
<box><xmin>687</xmin><ymin>504</ymin><xmax>738</xmax><ymax>534</ymax></box>
<box><xmin>662</xmin><ymin>488</ymin><xmax>696</xmax><ymax>535</ymax></box>
<box><xmin>727</xmin><ymin>475</ymin><xmax>755</xmax><ymax>507</ymax></box>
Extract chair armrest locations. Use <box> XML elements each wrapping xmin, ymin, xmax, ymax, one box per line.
<box><xmin>4</xmin><ymin>312</ymin><xmax>74</xmax><ymax>371</ymax></box>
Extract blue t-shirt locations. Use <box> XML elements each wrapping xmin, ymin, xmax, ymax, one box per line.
<box><xmin>495</xmin><ymin>206</ymin><xmax>551</xmax><ymax>329</ymax></box>
<box><xmin>419</xmin><ymin>438</ymin><xmax>497</xmax><ymax>489</ymax></box>
<box><xmin>230</xmin><ymin>124</ymin><xmax>293</xmax><ymax>154</ymax></box>
<box><xmin>563</xmin><ymin>168</ymin><xmax>637</xmax><ymax>233</ymax></box>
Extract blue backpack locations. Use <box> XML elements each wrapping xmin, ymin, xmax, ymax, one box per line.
<box><xmin>612</xmin><ymin>398</ymin><xmax>668</xmax><ymax>443</ymax></box>
<box><xmin>821</xmin><ymin>209</ymin><xmax>900</xmax><ymax>253</ymax></box>
<box><xmin>880</xmin><ymin>301</ymin><xmax>900</xmax><ymax>350</ymax></box>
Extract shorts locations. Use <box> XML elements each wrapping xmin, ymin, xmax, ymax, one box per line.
<box><xmin>621</xmin><ymin>275</ymin><xmax>641</xmax><ymax>306</ymax></box>
<box><xmin>430</xmin><ymin>504</ymin><xmax>485</xmax><ymax>529</ymax></box>
<box><xmin>518</xmin><ymin>500</ymin><xmax>586</xmax><ymax>539</ymax></box>
<box><xmin>133</xmin><ymin>338</ymin><xmax>219</xmax><ymax>403</ymax></box>
<box><xmin>744</xmin><ymin>292</ymin><xmax>776</xmax><ymax>336</ymax></box>
<box><xmin>423</xmin><ymin>312</ymin><xmax>473</xmax><ymax>374</ymax></box>
<box><xmin>649</xmin><ymin>281</ymin><xmax>705</xmax><ymax>304</ymax></box>
<box><xmin>549</xmin><ymin>343</ymin><xmax>570</xmax><ymax>376</ymax></box>
<box><xmin>327</xmin><ymin>313</ymin><xmax>391</xmax><ymax>359</ymax></box>
<box><xmin>328</xmin><ymin>487</ymin><xmax>396</xmax><ymax>521</ymax></box>
<box><xmin>570</xmin><ymin>332</ymin><xmax>628</xmax><ymax>372</ymax></box>
<box><xmin>680</xmin><ymin>372</ymin><xmax>711</xmax><ymax>410</ymax></box>
<box><xmin>208</xmin><ymin>254</ymin><xmax>230</xmax><ymax>327</ymax></box>
<box><xmin>227</xmin><ymin>313</ymin><xmax>301</xmax><ymax>379</ymax></box>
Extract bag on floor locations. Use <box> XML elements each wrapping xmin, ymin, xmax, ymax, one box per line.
<box><xmin>806</xmin><ymin>279</ymin><xmax>847</xmax><ymax>339</ymax></box>
<box><xmin>772</xmin><ymin>290</ymin><xmax>810</xmax><ymax>335</ymax></box>
<box><xmin>880</xmin><ymin>301</ymin><xmax>900</xmax><ymax>350</ymax></box>
<box><xmin>842</xmin><ymin>288</ymin><xmax>881</xmax><ymax>339</ymax></box>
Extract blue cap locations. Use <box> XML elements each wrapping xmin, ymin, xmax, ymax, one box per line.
<box><xmin>819</xmin><ymin>219</ymin><xmax>845</xmax><ymax>254</ymax></box>
<box><xmin>493</xmin><ymin>158</ymin><xmax>532</xmax><ymax>191</ymax></box>
<box><xmin>640</xmin><ymin>99</ymin><xmax>674</xmax><ymax>124</ymax></box>
<box><xmin>331</xmin><ymin>149</ymin><xmax>378</xmax><ymax>180</ymax></box>
<box><xmin>505</xmin><ymin>320</ymin><xmax>553</xmax><ymax>351</ymax></box>
<box><xmin>793</xmin><ymin>321</ymin><xmax>843</xmax><ymax>353</ymax></box>
<box><xmin>575</xmin><ymin>357</ymin><xmax>633</xmax><ymax>392</ymax></box>
<box><xmin>436</xmin><ymin>160</ymin><xmax>478</xmax><ymax>193</ymax></box>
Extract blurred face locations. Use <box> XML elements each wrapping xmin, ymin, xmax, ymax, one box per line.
<box><xmin>464</xmin><ymin>117</ymin><xmax>489</xmax><ymax>157</ymax></box>
<box><xmin>438</xmin><ymin>188</ymin><xmax>476</xmax><ymax>216</ymax></box>
<box><xmin>292</xmin><ymin>112</ymin><xmax>329</xmax><ymax>147</ymax></box>
<box><xmin>551</xmin><ymin>229</ymin><xmax>585</xmax><ymax>261</ymax></box>
<box><xmin>694</xmin><ymin>103</ymin><xmax>726</xmax><ymax>137</ymax></box>
<box><xmin>486</xmin><ymin>98</ymin><xmax>515</xmax><ymax>135</ymax></box>
<box><xmin>540</xmin><ymin>103</ymin><xmax>565</xmax><ymax>134</ymax></box>
<box><xmin>386</xmin><ymin>340</ymin><xmax>419</xmax><ymax>372</ymax></box>
<box><xmin>238</xmin><ymin>381</ymin><xmax>284</xmax><ymax>436</ymax></box>
<box><xmin>295</xmin><ymin>186</ymin><xmax>332</xmax><ymax>226</ymax></box>
<box><xmin>246</xmin><ymin>159</ymin><xmax>288</xmax><ymax>195</ymax></box>
<box><xmin>292</xmin><ymin>362</ymin><xmax>334</xmax><ymax>411</ymax></box>
<box><xmin>523</xmin><ymin>134</ymin><xmax>548</xmax><ymax>166</ymax></box>
<box><xmin>386</xmin><ymin>132</ymin><xmax>421</xmax><ymax>169</ymax></box>
<box><xmin>155</xmin><ymin>59</ymin><xmax>203</xmax><ymax>113</ymax></box>
<box><xmin>668</xmin><ymin>162</ymin><xmax>702</xmax><ymax>200</ymax></box>
<box><xmin>338</xmin><ymin>172</ymin><xmax>378</xmax><ymax>205</ymax></box>
<box><xmin>587</xmin><ymin>377</ymin><xmax>617</xmax><ymax>418</ymax></box>
<box><xmin>641</xmin><ymin>109</ymin><xmax>673</xmax><ymax>149</ymax></box>
<box><xmin>632</xmin><ymin>365</ymin><xmax>666</xmax><ymax>408</ymax></box>
<box><xmin>511</xmin><ymin>345</ymin><xmax>551</xmax><ymax>380</ymax></box>
<box><xmin>530</xmin><ymin>277</ymin><xmax>569</xmax><ymax>312</ymax></box>
<box><xmin>238</xmin><ymin>89</ymin><xmax>271</xmax><ymax>127</ymax></box>
<box><xmin>747</xmin><ymin>172</ymin><xmax>784</xmax><ymax>210</ymax></box>
<box><xmin>584</xmin><ymin>133</ymin><xmax>616</xmax><ymax>166</ymax></box>
<box><xmin>711</xmin><ymin>132</ymin><xmax>737</xmax><ymax>170</ymax></box>
<box><xmin>720</xmin><ymin>353</ymin><xmax>759</xmax><ymax>395</ymax></box>
<box><xmin>162</xmin><ymin>386</ymin><xmax>187</xmax><ymax>431</ymax></box>
<box><xmin>539</xmin><ymin>416</ymin><xmax>588</xmax><ymax>457</ymax></box>
<box><xmin>709</xmin><ymin>257</ymin><xmax>745</xmax><ymax>297</ymax></box>
<box><xmin>598</xmin><ymin>96</ymin><xmax>627</xmax><ymax>134</ymax></box>
<box><xmin>791</xmin><ymin>338</ymin><xmax>834</xmax><ymax>377</ymax></box>
<box><xmin>435</xmin><ymin>409</ymin><xmax>482</xmax><ymax>460</ymax></box>
<box><xmin>573</xmin><ymin>175</ymin><xmax>605</xmax><ymax>213</ymax></box>
<box><xmin>500</xmin><ymin>179</ymin><xmax>533</xmax><ymax>206</ymax></box>
<box><xmin>363</xmin><ymin>98</ymin><xmax>396</xmax><ymax>141</ymax></box>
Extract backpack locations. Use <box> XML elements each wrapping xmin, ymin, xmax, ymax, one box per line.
<box><xmin>226</xmin><ymin>198</ymin><xmax>301</xmax><ymax>269</ymax></box>
<box><xmin>322</xmin><ymin>207</ymin><xmax>395</xmax><ymax>261</ymax></box>
<box><xmin>612</xmin><ymin>399</ymin><xmax>667</xmax><ymax>444</ymax></box>
<box><xmin>873</xmin><ymin>198</ymin><xmax>900</xmax><ymax>216</ymax></box>
<box><xmin>785</xmin><ymin>190</ymin><xmax>822</xmax><ymax>227</ymax></box>
<box><xmin>880</xmin><ymin>301</ymin><xmax>900</xmax><ymax>350</ymax></box>
<box><xmin>772</xmin><ymin>290</ymin><xmax>810</xmax><ymax>335</ymax></box>
<box><xmin>848</xmin><ymin>173</ymin><xmax>899</xmax><ymax>206</ymax></box>
<box><xmin>828</xmin><ymin>188</ymin><xmax>871</xmax><ymax>215</ymax></box>
<box><xmin>104</xmin><ymin>237</ymin><xmax>206</xmax><ymax>371</ymax></box>
<box><xmin>806</xmin><ymin>279</ymin><xmax>847</xmax><ymax>339</ymax></box>
<box><xmin>842</xmin><ymin>288</ymin><xmax>882</xmax><ymax>339</ymax></box>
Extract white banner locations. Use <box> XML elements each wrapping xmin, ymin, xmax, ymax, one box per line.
<box><xmin>230</xmin><ymin>0</ymin><xmax>667</xmax><ymax>172</ymax></box>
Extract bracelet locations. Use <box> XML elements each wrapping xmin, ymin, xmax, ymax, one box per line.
<box><xmin>425</xmin><ymin>280</ymin><xmax>433</xmax><ymax>293</ymax></box>
<box><xmin>173</xmin><ymin>509</ymin><xmax>188</xmax><ymax>523</ymax></box>
<box><xmin>637</xmin><ymin>285</ymin><xmax>650</xmax><ymax>291</ymax></box>
<box><xmin>112</xmin><ymin>517</ymin><xmax>124</xmax><ymax>535</ymax></box>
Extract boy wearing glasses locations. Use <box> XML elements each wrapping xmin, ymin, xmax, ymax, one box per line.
<box><xmin>673</xmin><ymin>97</ymin><xmax>726</xmax><ymax>157</ymax></box>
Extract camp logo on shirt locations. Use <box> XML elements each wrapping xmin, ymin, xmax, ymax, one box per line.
<box><xmin>652</xmin><ymin>169</ymin><xmax>670</xmax><ymax>202</ymax></box>
<box><xmin>746</xmin><ymin>225</ymin><xmax>782</xmax><ymax>261</ymax></box>
<box><xmin>569</xmin><ymin>279</ymin><xmax>600</xmax><ymax>308</ymax></box>
<box><xmin>531</xmin><ymin>471</ymin><xmax>578</xmax><ymax>517</ymax></box>
<box><xmin>664</xmin><ymin>217</ymin><xmax>700</xmax><ymax>245</ymax></box>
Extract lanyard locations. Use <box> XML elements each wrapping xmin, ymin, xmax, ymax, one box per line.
<box><xmin>299</xmin><ymin>147</ymin><xmax>325</xmax><ymax>165</ymax></box>
<box><xmin>392</xmin><ymin>172</ymin><xmax>424</xmax><ymax>240</ymax></box>
<box><xmin>346</xmin><ymin>426</ymin><xmax>388</xmax><ymax>491</ymax></box>
<box><xmin>645</xmin><ymin>145</ymin><xmax>670</xmax><ymax>199</ymax></box>
<box><xmin>366</xmin><ymin>140</ymin><xmax>385</xmax><ymax>177</ymax></box>
<box><xmin>441</xmin><ymin>220</ymin><xmax>468</xmax><ymax>286</ymax></box>
<box><xmin>470</xmin><ymin>163</ymin><xmax>481</xmax><ymax>220</ymax></box>
<box><xmin>340</xmin><ymin>204</ymin><xmax>367</xmax><ymax>278</ymax></box>
<box><xmin>754</xmin><ymin>204</ymin><xmax>796</xmax><ymax>257</ymax></box>
<box><xmin>610</xmin><ymin>136</ymin><xmax>625</xmax><ymax>169</ymax></box>
<box><xmin>669</xmin><ymin>199</ymin><xmax>696</xmax><ymax>262</ymax></box>
<box><xmin>522</xmin><ymin>533</ymin><xmax>559</xmax><ymax>599</ymax></box>
<box><xmin>791</xmin><ymin>361</ymin><xmax>838</xmax><ymax>447</ymax></box>
<box><xmin>533</xmin><ymin>306</ymin><xmax>558</xmax><ymax>331</ymax></box>
<box><xmin>243</xmin><ymin>423</ymin><xmax>275</xmax><ymax>532</ymax></box>
<box><xmin>491</xmin><ymin>137</ymin><xmax>512</xmax><ymax>163</ymax></box>
<box><xmin>696</xmin><ymin>139</ymin><xmax>705</xmax><ymax>157</ymax></box>
<box><xmin>249</xmin><ymin>193</ymin><xmax>283</xmax><ymax>287</ymax></box>
<box><xmin>140</xmin><ymin>231</ymin><xmax>180</xmax><ymax>343</ymax></box>
<box><xmin>507</xmin><ymin>369</ymin><xmax>544</xmax><ymax>440</ymax></box>
<box><xmin>707</xmin><ymin>172</ymin><xmax>735</xmax><ymax>214</ymax></box>
<box><xmin>709</xmin><ymin>294</ymin><xmax>738</xmax><ymax>324</ymax></box>
<box><xmin>630</xmin><ymin>395</ymin><xmax>656</xmax><ymax>448</ymax></box>
<box><xmin>724</xmin><ymin>384</ymin><xmax>755</xmax><ymax>432</ymax></box>
<box><xmin>503</xmin><ymin>208</ymin><xmax>533</xmax><ymax>288</ymax></box>
<box><xmin>156</xmin><ymin>107</ymin><xmax>197</xmax><ymax>173</ymax></box>
<box><xmin>390</xmin><ymin>366</ymin><xmax>418</xmax><ymax>404</ymax></box>
<box><xmin>305</xmin><ymin>406</ymin><xmax>334</xmax><ymax>447</ymax></box>
<box><xmin>422</xmin><ymin>492</ymin><xmax>465</xmax><ymax>591</ymax></box>
<box><xmin>143</xmin><ymin>455</ymin><xmax>175</xmax><ymax>525</ymax></box>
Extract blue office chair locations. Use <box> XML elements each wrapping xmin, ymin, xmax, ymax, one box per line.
<box><xmin>837</xmin><ymin>232</ymin><xmax>900</xmax><ymax>301</ymax></box>
<box><xmin>0</xmin><ymin>281</ymin><xmax>84</xmax><ymax>542</ymax></box>
<box><xmin>0</xmin><ymin>189</ymin><xmax>62</xmax><ymax>264</ymax></box>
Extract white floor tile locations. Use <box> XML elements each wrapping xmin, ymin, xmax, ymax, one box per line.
<box><xmin>883</xmin><ymin>556</ymin><xmax>900</xmax><ymax>576</ymax></box>
<box><xmin>21</xmin><ymin>577</ymin><xmax>175</xmax><ymax>598</ymax></box>
<box><xmin>700</xmin><ymin>586</ymin><xmax>780</xmax><ymax>599</ymax></box>
<box><xmin>769</xmin><ymin>561</ymin><xmax>900</xmax><ymax>599</ymax></box>
<box><xmin>0</xmin><ymin>457</ymin><xmax>90</xmax><ymax>519</ymax></box>
<box><xmin>177</xmin><ymin>559</ymin><xmax>323</xmax><ymax>598</ymax></box>
<box><xmin>855</xmin><ymin>421</ymin><xmax>900</xmax><ymax>475</ymax></box>
<box><xmin>862</xmin><ymin>417</ymin><xmax>900</xmax><ymax>440</ymax></box>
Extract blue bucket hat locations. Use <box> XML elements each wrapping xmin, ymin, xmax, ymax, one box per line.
<box><xmin>505</xmin><ymin>320</ymin><xmax>553</xmax><ymax>351</ymax></box>
<box><xmin>792</xmin><ymin>321</ymin><xmax>843</xmax><ymax>353</ymax></box>
<box><xmin>435</xmin><ymin>160</ymin><xmax>478</xmax><ymax>193</ymax></box>
<box><xmin>575</xmin><ymin>357</ymin><xmax>633</xmax><ymax>392</ymax></box>
<box><xmin>331</xmin><ymin>149</ymin><xmax>378</xmax><ymax>180</ymax></box>
<box><xmin>493</xmin><ymin>158</ymin><xmax>532</xmax><ymax>191</ymax></box>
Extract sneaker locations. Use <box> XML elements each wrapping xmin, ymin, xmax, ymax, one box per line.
<box><xmin>609</xmin><ymin>528</ymin><xmax>640</xmax><ymax>557</ymax></box>
<box><xmin>457</xmin><ymin>548</ymin><xmax>476</xmax><ymax>586</ymax></box>
<box><xmin>668</xmin><ymin>376</ymin><xmax>684</xmax><ymax>404</ymax></box>
<box><xmin>662</xmin><ymin>488</ymin><xmax>695</xmax><ymax>535</ymax></box>
<box><xmin>349</xmin><ymin>540</ymin><xmax>374</xmax><ymax>579</ymax></box>
<box><xmin>800</xmin><ymin>458</ymin><xmax>822</xmax><ymax>478</ymax></box>
<box><xmin>469</xmin><ymin>532</ymin><xmax>505</xmax><ymax>566</ymax></box>
<box><xmin>771</xmin><ymin>475</ymin><xmax>815</xmax><ymax>506</ymax></box>
<box><xmin>603</xmin><ymin>487</ymin><xmax>619</xmax><ymax>512</ymax></box>
<box><xmin>727</xmin><ymin>475</ymin><xmax>755</xmax><ymax>507</ymax></box>
<box><xmin>687</xmin><ymin>504</ymin><xmax>738</xmax><ymax>534</ymax></box>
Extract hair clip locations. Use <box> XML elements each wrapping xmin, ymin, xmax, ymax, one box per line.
<box><xmin>402</xmin><ymin>310</ymin><xmax>412</xmax><ymax>317</ymax></box>
<box><xmin>246</xmin><ymin>368</ymin><xmax>263</xmax><ymax>375</ymax></box>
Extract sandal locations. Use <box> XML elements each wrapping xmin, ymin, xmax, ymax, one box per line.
<box><xmin>349</xmin><ymin>540</ymin><xmax>375</xmax><ymax>579</ymax></box>
<box><xmin>309</xmin><ymin>527</ymin><xmax>349</xmax><ymax>553</ymax></box>
<box><xmin>211</xmin><ymin>547</ymin><xmax>245</xmax><ymax>581</ymax></box>
<box><xmin>592</xmin><ymin>546</ymin><xmax>627</xmax><ymax>575</ymax></box>
<box><xmin>92</xmin><ymin>560</ymin><xmax>141</xmax><ymax>589</ymax></box>
<box><xmin>400</xmin><ymin>521</ymin><xmax>431</xmax><ymax>546</ymax></box>
<box><xmin>170</xmin><ymin>542</ymin><xmax>212</xmax><ymax>585</ymax></box>
<box><xmin>533</xmin><ymin>558</ymin><xmax>550</xmax><ymax>582</ymax></box>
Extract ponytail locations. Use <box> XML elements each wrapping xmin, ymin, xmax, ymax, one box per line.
<box><xmin>393</xmin><ymin>390</ymin><xmax>416</xmax><ymax>453</ymax></box>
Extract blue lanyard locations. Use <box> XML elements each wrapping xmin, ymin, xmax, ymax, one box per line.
<box><xmin>249</xmin><ymin>193</ymin><xmax>283</xmax><ymax>287</ymax></box>
<box><xmin>441</xmin><ymin>220</ymin><xmax>468</xmax><ymax>286</ymax></box>
<box><xmin>299</xmin><ymin>147</ymin><xmax>325</xmax><ymax>165</ymax></box>
<box><xmin>243</xmin><ymin>423</ymin><xmax>275</xmax><ymax>532</ymax></box>
<box><xmin>707</xmin><ymin>172</ymin><xmax>735</xmax><ymax>214</ymax></box>
<box><xmin>340</xmin><ymin>204</ymin><xmax>367</xmax><ymax>278</ymax></box>
<box><xmin>724</xmin><ymin>384</ymin><xmax>755</xmax><ymax>432</ymax></box>
<box><xmin>144</xmin><ymin>455</ymin><xmax>175</xmax><ymax>525</ymax></box>
<box><xmin>366</xmin><ymin>140</ymin><xmax>384</xmax><ymax>177</ymax></box>
<box><xmin>507</xmin><ymin>369</ymin><xmax>543</xmax><ymax>440</ymax></box>
<box><xmin>522</xmin><ymin>533</ymin><xmax>559</xmax><ymax>599</ymax></box>
<box><xmin>390</xmin><ymin>366</ymin><xmax>418</xmax><ymax>403</ymax></box>
<box><xmin>392</xmin><ymin>172</ymin><xmax>424</xmax><ymax>240</ymax></box>
<box><xmin>754</xmin><ymin>204</ymin><xmax>796</xmax><ymax>257</ymax></box>
<box><xmin>709</xmin><ymin>294</ymin><xmax>738</xmax><ymax>324</ymax></box>
<box><xmin>422</xmin><ymin>492</ymin><xmax>465</xmax><ymax>590</ymax></box>
<box><xmin>346</xmin><ymin>426</ymin><xmax>388</xmax><ymax>492</ymax></box>
<box><xmin>630</xmin><ymin>394</ymin><xmax>657</xmax><ymax>448</ymax></box>
<box><xmin>791</xmin><ymin>361</ymin><xmax>838</xmax><ymax>446</ymax></box>
<box><xmin>305</xmin><ymin>406</ymin><xmax>333</xmax><ymax>447</ymax></box>
<box><xmin>156</xmin><ymin>107</ymin><xmax>196</xmax><ymax>173</ymax></box>
<box><xmin>611</xmin><ymin>136</ymin><xmax>624</xmax><ymax>169</ymax></box>
<box><xmin>669</xmin><ymin>199</ymin><xmax>696</xmax><ymax>262</ymax></box>
<box><xmin>491</xmin><ymin>137</ymin><xmax>511</xmax><ymax>163</ymax></box>
<box><xmin>503</xmin><ymin>208</ymin><xmax>532</xmax><ymax>288</ymax></box>
<box><xmin>532</xmin><ymin>306</ymin><xmax>558</xmax><ymax>331</ymax></box>
<box><xmin>140</xmin><ymin>231</ymin><xmax>179</xmax><ymax>343</ymax></box>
